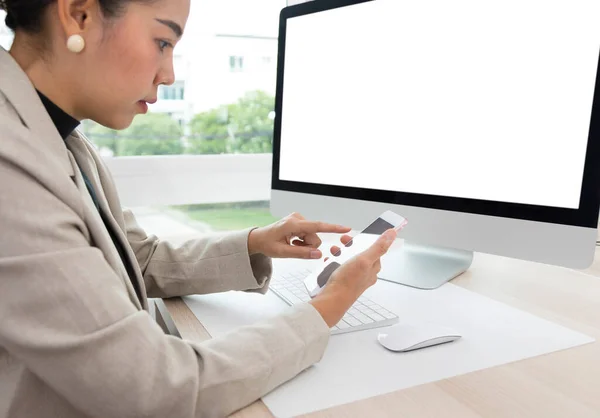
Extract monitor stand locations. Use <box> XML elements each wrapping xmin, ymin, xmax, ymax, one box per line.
<box><xmin>378</xmin><ymin>241</ymin><xmax>473</xmax><ymax>290</ymax></box>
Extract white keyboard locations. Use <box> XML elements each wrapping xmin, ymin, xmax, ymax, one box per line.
<box><xmin>270</xmin><ymin>267</ymin><xmax>399</xmax><ymax>334</ymax></box>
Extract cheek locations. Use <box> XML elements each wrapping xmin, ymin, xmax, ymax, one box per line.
<box><xmin>98</xmin><ymin>37</ymin><xmax>158</xmax><ymax>102</ymax></box>
<box><xmin>116</xmin><ymin>45</ymin><xmax>157</xmax><ymax>95</ymax></box>
<box><xmin>82</xmin><ymin>24</ymin><xmax>162</xmax><ymax>128</ymax></box>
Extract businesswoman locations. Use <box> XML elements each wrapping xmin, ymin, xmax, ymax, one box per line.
<box><xmin>0</xmin><ymin>0</ymin><xmax>397</xmax><ymax>417</ymax></box>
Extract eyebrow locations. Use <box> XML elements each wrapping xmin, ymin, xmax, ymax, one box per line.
<box><xmin>155</xmin><ymin>18</ymin><xmax>183</xmax><ymax>39</ymax></box>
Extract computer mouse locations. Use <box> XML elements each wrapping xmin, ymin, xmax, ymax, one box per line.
<box><xmin>377</xmin><ymin>322</ymin><xmax>461</xmax><ymax>352</ymax></box>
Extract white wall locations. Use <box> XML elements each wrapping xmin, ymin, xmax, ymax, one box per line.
<box><xmin>105</xmin><ymin>154</ymin><xmax>272</xmax><ymax>207</ymax></box>
<box><xmin>0</xmin><ymin>11</ymin><xmax>14</xmax><ymax>49</ymax></box>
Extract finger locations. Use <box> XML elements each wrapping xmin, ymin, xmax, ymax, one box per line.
<box><xmin>362</xmin><ymin>229</ymin><xmax>397</xmax><ymax>262</ymax></box>
<box><xmin>301</xmin><ymin>233</ymin><xmax>322</xmax><ymax>249</ymax></box>
<box><xmin>289</xmin><ymin>212</ymin><xmax>305</xmax><ymax>220</ymax></box>
<box><xmin>291</xmin><ymin>239</ymin><xmax>309</xmax><ymax>246</ymax></box>
<box><xmin>294</xmin><ymin>220</ymin><xmax>351</xmax><ymax>234</ymax></box>
<box><xmin>340</xmin><ymin>235</ymin><xmax>353</xmax><ymax>246</ymax></box>
<box><xmin>281</xmin><ymin>245</ymin><xmax>322</xmax><ymax>260</ymax></box>
<box><xmin>369</xmin><ymin>271</ymin><xmax>379</xmax><ymax>286</ymax></box>
<box><xmin>330</xmin><ymin>245</ymin><xmax>341</xmax><ymax>256</ymax></box>
<box><xmin>330</xmin><ymin>235</ymin><xmax>353</xmax><ymax>256</ymax></box>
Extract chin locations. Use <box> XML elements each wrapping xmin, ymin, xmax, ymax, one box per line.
<box><xmin>102</xmin><ymin>115</ymin><xmax>135</xmax><ymax>131</ymax></box>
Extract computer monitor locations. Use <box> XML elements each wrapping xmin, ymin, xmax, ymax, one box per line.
<box><xmin>270</xmin><ymin>0</ymin><xmax>600</xmax><ymax>289</ymax></box>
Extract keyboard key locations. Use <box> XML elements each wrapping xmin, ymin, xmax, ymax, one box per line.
<box><xmin>337</xmin><ymin>320</ymin><xmax>350</xmax><ymax>329</ymax></box>
<box><xmin>352</xmin><ymin>313</ymin><xmax>374</xmax><ymax>324</ymax></box>
<box><xmin>381</xmin><ymin>310</ymin><xmax>397</xmax><ymax>319</ymax></box>
<box><xmin>277</xmin><ymin>289</ymin><xmax>303</xmax><ymax>304</ymax></box>
<box><xmin>366</xmin><ymin>312</ymin><xmax>386</xmax><ymax>322</ymax></box>
<box><xmin>360</xmin><ymin>307</ymin><xmax>378</xmax><ymax>317</ymax></box>
<box><xmin>344</xmin><ymin>316</ymin><xmax>361</xmax><ymax>327</ymax></box>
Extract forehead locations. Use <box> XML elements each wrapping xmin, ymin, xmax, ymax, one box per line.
<box><xmin>130</xmin><ymin>0</ymin><xmax>191</xmax><ymax>33</ymax></box>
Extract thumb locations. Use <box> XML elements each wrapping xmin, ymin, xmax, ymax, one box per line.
<box><xmin>363</xmin><ymin>229</ymin><xmax>397</xmax><ymax>261</ymax></box>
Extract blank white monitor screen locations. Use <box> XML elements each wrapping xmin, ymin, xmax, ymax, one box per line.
<box><xmin>279</xmin><ymin>0</ymin><xmax>600</xmax><ymax>210</ymax></box>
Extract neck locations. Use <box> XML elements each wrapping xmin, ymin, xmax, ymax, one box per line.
<box><xmin>9</xmin><ymin>35</ymin><xmax>82</xmax><ymax>121</ymax></box>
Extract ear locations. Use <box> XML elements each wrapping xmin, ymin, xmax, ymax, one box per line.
<box><xmin>56</xmin><ymin>0</ymin><xmax>99</xmax><ymax>37</ymax></box>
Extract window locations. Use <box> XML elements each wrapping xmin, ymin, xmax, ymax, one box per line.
<box><xmin>159</xmin><ymin>81</ymin><xmax>185</xmax><ymax>101</ymax></box>
<box><xmin>229</xmin><ymin>55</ymin><xmax>245</xmax><ymax>72</ymax></box>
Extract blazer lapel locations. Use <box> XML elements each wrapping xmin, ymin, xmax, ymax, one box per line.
<box><xmin>65</xmin><ymin>133</ymin><xmax>148</xmax><ymax>311</ymax></box>
<box><xmin>66</xmin><ymin>152</ymin><xmax>144</xmax><ymax>310</ymax></box>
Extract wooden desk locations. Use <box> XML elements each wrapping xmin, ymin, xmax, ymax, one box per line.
<box><xmin>155</xmin><ymin>247</ymin><xmax>600</xmax><ymax>418</ymax></box>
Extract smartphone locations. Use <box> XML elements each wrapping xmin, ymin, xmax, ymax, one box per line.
<box><xmin>303</xmin><ymin>210</ymin><xmax>408</xmax><ymax>298</ymax></box>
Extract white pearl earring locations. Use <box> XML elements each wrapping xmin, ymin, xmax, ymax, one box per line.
<box><xmin>67</xmin><ymin>34</ymin><xmax>85</xmax><ymax>53</ymax></box>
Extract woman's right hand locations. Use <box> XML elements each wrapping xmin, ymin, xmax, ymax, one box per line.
<box><xmin>309</xmin><ymin>229</ymin><xmax>397</xmax><ymax>327</ymax></box>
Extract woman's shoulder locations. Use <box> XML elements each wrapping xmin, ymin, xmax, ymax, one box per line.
<box><xmin>0</xmin><ymin>93</ymin><xmax>83</xmax><ymax>213</ymax></box>
<box><xmin>0</xmin><ymin>94</ymin><xmax>38</xmax><ymax>166</ymax></box>
<box><xmin>0</xmin><ymin>90</ymin><xmax>29</xmax><ymax>135</ymax></box>
<box><xmin>1</xmin><ymin>89</ymin><xmax>76</xmax><ymax>172</ymax></box>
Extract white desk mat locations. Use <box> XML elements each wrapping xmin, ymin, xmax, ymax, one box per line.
<box><xmin>183</xmin><ymin>273</ymin><xmax>594</xmax><ymax>417</ymax></box>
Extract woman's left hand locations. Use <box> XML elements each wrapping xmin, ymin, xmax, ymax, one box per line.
<box><xmin>248</xmin><ymin>212</ymin><xmax>351</xmax><ymax>259</ymax></box>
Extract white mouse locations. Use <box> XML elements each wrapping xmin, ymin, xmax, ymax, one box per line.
<box><xmin>377</xmin><ymin>322</ymin><xmax>461</xmax><ymax>352</ymax></box>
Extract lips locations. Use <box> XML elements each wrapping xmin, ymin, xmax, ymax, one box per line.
<box><xmin>137</xmin><ymin>101</ymin><xmax>149</xmax><ymax>113</ymax></box>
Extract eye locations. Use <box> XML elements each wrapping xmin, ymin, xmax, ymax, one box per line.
<box><xmin>157</xmin><ymin>40</ymin><xmax>173</xmax><ymax>52</ymax></box>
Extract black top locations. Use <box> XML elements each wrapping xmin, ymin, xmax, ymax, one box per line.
<box><xmin>36</xmin><ymin>89</ymin><xmax>101</xmax><ymax>211</ymax></box>
<box><xmin>36</xmin><ymin>90</ymin><xmax>79</xmax><ymax>140</ymax></box>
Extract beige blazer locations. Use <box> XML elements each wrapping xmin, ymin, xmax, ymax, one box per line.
<box><xmin>0</xmin><ymin>47</ymin><xmax>329</xmax><ymax>418</ymax></box>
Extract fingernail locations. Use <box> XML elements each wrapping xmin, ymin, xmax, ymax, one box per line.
<box><xmin>310</xmin><ymin>250</ymin><xmax>322</xmax><ymax>259</ymax></box>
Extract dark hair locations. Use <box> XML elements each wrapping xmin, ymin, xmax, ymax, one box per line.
<box><xmin>0</xmin><ymin>0</ymin><xmax>141</xmax><ymax>33</ymax></box>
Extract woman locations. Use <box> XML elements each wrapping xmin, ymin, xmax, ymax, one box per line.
<box><xmin>0</xmin><ymin>0</ymin><xmax>397</xmax><ymax>417</ymax></box>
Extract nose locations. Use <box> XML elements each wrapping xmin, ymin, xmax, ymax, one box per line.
<box><xmin>155</xmin><ymin>58</ymin><xmax>176</xmax><ymax>87</ymax></box>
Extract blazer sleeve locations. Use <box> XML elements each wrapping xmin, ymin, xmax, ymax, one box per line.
<box><xmin>122</xmin><ymin>209</ymin><xmax>273</xmax><ymax>299</ymax></box>
<box><xmin>0</xmin><ymin>128</ymin><xmax>330</xmax><ymax>418</ymax></box>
